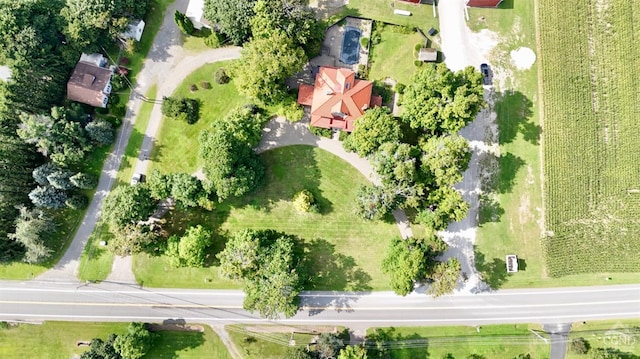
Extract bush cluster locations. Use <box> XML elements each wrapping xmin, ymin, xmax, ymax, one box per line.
<box><xmin>161</xmin><ymin>96</ymin><xmax>200</xmax><ymax>124</ymax></box>
<box><xmin>174</xmin><ymin>11</ymin><xmax>194</xmax><ymax>35</ymax></box>
<box><xmin>214</xmin><ymin>68</ymin><xmax>230</xmax><ymax>84</ymax></box>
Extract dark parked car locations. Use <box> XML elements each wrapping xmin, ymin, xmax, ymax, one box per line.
<box><xmin>480</xmin><ymin>63</ymin><xmax>491</xmax><ymax>85</ymax></box>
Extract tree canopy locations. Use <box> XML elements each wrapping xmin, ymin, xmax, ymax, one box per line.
<box><xmin>199</xmin><ymin>108</ymin><xmax>265</xmax><ymax>200</ymax></box>
<box><xmin>101</xmin><ymin>185</ymin><xmax>156</xmax><ymax>229</ymax></box>
<box><xmin>166</xmin><ymin>225</ymin><xmax>211</xmax><ymax>267</ymax></box>
<box><xmin>402</xmin><ymin>63</ymin><xmax>485</xmax><ymax>135</ymax></box>
<box><xmin>8</xmin><ymin>206</ymin><xmax>55</xmax><ymax>264</ymax></box>
<box><xmin>250</xmin><ymin>0</ymin><xmax>323</xmax><ymax>57</ymax></box>
<box><xmin>343</xmin><ymin>107</ymin><xmax>403</xmax><ymax>158</ymax></box>
<box><xmin>204</xmin><ymin>0</ymin><xmax>257</xmax><ymax>45</ymax></box>
<box><xmin>231</xmin><ymin>30</ymin><xmax>306</xmax><ymax>104</ymax></box>
<box><xmin>420</xmin><ymin>134</ymin><xmax>471</xmax><ymax>187</ymax></box>
<box><xmin>217</xmin><ymin>229</ymin><xmax>305</xmax><ymax>318</ymax></box>
<box><xmin>427</xmin><ymin>257</ymin><xmax>461</xmax><ymax>297</ymax></box>
<box><xmin>113</xmin><ymin>322</ymin><xmax>154</xmax><ymax>359</ymax></box>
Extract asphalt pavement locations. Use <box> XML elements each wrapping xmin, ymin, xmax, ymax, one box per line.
<box><xmin>1</xmin><ymin>281</ymin><xmax>638</xmax><ymax>329</ymax></box>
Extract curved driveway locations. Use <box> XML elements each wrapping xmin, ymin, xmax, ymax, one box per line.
<box><xmin>38</xmin><ymin>0</ymin><xmax>240</xmax><ymax>282</ymax></box>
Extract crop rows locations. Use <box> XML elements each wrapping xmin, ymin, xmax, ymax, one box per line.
<box><xmin>538</xmin><ymin>0</ymin><xmax>640</xmax><ymax>276</ymax></box>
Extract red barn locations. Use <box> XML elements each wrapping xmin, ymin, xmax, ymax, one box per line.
<box><xmin>466</xmin><ymin>0</ymin><xmax>503</xmax><ymax>7</ymax></box>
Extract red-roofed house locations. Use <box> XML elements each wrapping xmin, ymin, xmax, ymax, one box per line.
<box><xmin>297</xmin><ymin>67</ymin><xmax>381</xmax><ymax>132</ymax></box>
<box><xmin>466</xmin><ymin>0</ymin><xmax>503</xmax><ymax>7</ymax></box>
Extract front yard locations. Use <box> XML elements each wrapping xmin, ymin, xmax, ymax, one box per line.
<box><xmin>135</xmin><ymin>146</ymin><xmax>399</xmax><ymax>290</ymax></box>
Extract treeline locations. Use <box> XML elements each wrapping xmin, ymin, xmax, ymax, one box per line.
<box><xmin>0</xmin><ymin>0</ymin><xmax>150</xmax><ymax>263</ymax></box>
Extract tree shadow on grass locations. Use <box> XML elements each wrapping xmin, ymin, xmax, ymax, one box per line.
<box><xmin>238</xmin><ymin>146</ymin><xmax>334</xmax><ymax>215</ymax></box>
<box><xmin>496</xmin><ymin>90</ymin><xmax>539</xmax><ymax>145</ymax></box>
<box><xmin>365</xmin><ymin>327</ymin><xmax>430</xmax><ymax>359</ymax></box>
<box><xmin>300</xmin><ymin>238</ymin><xmax>372</xmax><ymax>316</ymax></box>
<box><xmin>477</xmin><ymin>151</ymin><xmax>525</xmax><ymax>225</ymax></box>
<box><xmin>474</xmin><ymin>248</ymin><xmax>508</xmax><ymax>290</ymax></box>
<box><xmin>147</xmin><ymin>329</ymin><xmax>206</xmax><ymax>359</ymax></box>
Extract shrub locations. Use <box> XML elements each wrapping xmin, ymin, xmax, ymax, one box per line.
<box><xmin>95</xmin><ymin>106</ymin><xmax>109</xmax><ymax>115</ymax></box>
<box><xmin>391</xmin><ymin>25</ymin><xmax>415</xmax><ymax>34</ymax></box>
<box><xmin>119</xmin><ymin>57</ymin><xmax>130</xmax><ymax>66</ymax></box>
<box><xmin>116</xmin><ymin>66</ymin><xmax>129</xmax><ymax>76</ymax></box>
<box><xmin>123</xmin><ymin>38</ymin><xmax>137</xmax><ymax>55</ymax></box>
<box><xmin>108</xmin><ymin>95</ymin><xmax>120</xmax><ymax>105</ymax></box>
<box><xmin>111</xmin><ymin>75</ymin><xmax>127</xmax><ymax>92</ymax></box>
<box><xmin>360</xmin><ymin>37</ymin><xmax>370</xmax><ymax>48</ymax></box>
<box><xmin>395</xmin><ymin>82</ymin><xmax>406</xmax><ymax>94</ymax></box>
<box><xmin>66</xmin><ymin>194</ymin><xmax>88</xmax><ymax>209</ymax></box>
<box><xmin>414</xmin><ymin>43</ymin><xmax>423</xmax><ymax>53</ymax></box>
<box><xmin>204</xmin><ymin>31</ymin><xmax>222</xmax><ymax>48</ymax></box>
<box><xmin>106</xmin><ymin>116</ymin><xmax>123</xmax><ymax>128</ymax></box>
<box><xmin>309</xmin><ymin>125</ymin><xmax>332</xmax><ymax>138</ymax></box>
<box><xmin>570</xmin><ymin>338</ymin><xmax>590</xmax><ymax>355</ymax></box>
<box><xmin>174</xmin><ymin>10</ymin><xmax>194</xmax><ymax>35</ymax></box>
<box><xmin>338</xmin><ymin>130</ymin><xmax>349</xmax><ymax>142</ymax></box>
<box><xmin>85</xmin><ymin>119</ymin><xmax>115</xmax><ymax>145</ymax></box>
<box><xmin>200</xmin><ymin>81</ymin><xmax>211</xmax><ymax>89</ymax></box>
<box><xmin>162</xmin><ymin>97</ymin><xmax>200</xmax><ymax>124</ymax></box>
<box><xmin>414</xmin><ymin>60</ymin><xmax>424</xmax><ymax>67</ymax></box>
<box><xmin>214</xmin><ymin>68</ymin><xmax>230</xmax><ymax>84</ymax></box>
<box><xmin>110</xmin><ymin>104</ymin><xmax>126</xmax><ymax>117</ymax></box>
<box><xmin>372</xmin><ymin>80</ymin><xmax>393</xmax><ymax>103</ymax></box>
<box><xmin>189</xmin><ymin>84</ymin><xmax>197</xmax><ymax>92</ymax></box>
<box><xmin>293</xmin><ymin>190</ymin><xmax>317</xmax><ymax>213</ymax></box>
<box><xmin>70</xmin><ymin>172</ymin><xmax>97</xmax><ymax>189</ymax></box>
<box><xmin>275</xmin><ymin>99</ymin><xmax>304</xmax><ymax>122</ymax></box>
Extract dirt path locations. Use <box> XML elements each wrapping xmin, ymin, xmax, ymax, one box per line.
<box><xmin>209</xmin><ymin>325</ymin><xmax>244</xmax><ymax>359</ymax></box>
<box><xmin>437</xmin><ymin>0</ymin><xmax>499</xmax><ymax>293</ymax></box>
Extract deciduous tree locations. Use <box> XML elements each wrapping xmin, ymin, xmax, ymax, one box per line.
<box><xmin>427</xmin><ymin>257</ymin><xmax>461</xmax><ymax>297</ymax></box>
<box><xmin>402</xmin><ymin>63</ymin><xmax>485</xmax><ymax>135</ymax></box>
<box><xmin>204</xmin><ymin>0</ymin><xmax>256</xmax><ymax>45</ymax></box>
<box><xmin>166</xmin><ymin>225</ymin><xmax>211</xmax><ymax>267</ymax></box>
<box><xmin>338</xmin><ymin>345</ymin><xmax>368</xmax><ymax>359</ymax></box>
<box><xmin>170</xmin><ymin>173</ymin><xmax>205</xmax><ymax>208</ymax></box>
<box><xmin>371</xmin><ymin>142</ymin><xmax>424</xmax><ymax>208</ymax></box>
<box><xmin>101</xmin><ymin>185</ymin><xmax>156</xmax><ymax>229</ymax></box>
<box><xmin>343</xmin><ymin>107</ymin><xmax>402</xmax><ymax>158</ymax></box>
<box><xmin>353</xmin><ymin>185</ymin><xmax>397</xmax><ymax>221</ymax></box>
<box><xmin>231</xmin><ymin>31</ymin><xmax>306</xmax><ymax>104</ymax></box>
<box><xmin>113</xmin><ymin>322</ymin><xmax>154</xmax><ymax>359</ymax></box>
<box><xmin>420</xmin><ymin>134</ymin><xmax>471</xmax><ymax>187</ymax></box>
<box><xmin>316</xmin><ymin>333</ymin><xmax>344</xmax><ymax>359</ymax></box>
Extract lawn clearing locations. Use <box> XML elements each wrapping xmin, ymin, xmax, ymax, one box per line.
<box><xmin>329</xmin><ymin>0</ymin><xmax>439</xmax><ymax>33</ymax></box>
<box><xmin>0</xmin><ymin>321</ymin><xmax>231</xmax><ymax>359</ymax></box>
<box><xmin>366</xmin><ymin>324</ymin><xmax>549</xmax><ymax>359</ymax></box>
<box><xmin>226</xmin><ymin>325</ymin><xmax>346</xmax><ymax>359</ymax></box>
<box><xmin>567</xmin><ymin>320</ymin><xmax>640</xmax><ymax>358</ymax></box>
<box><xmin>135</xmin><ymin>146</ymin><xmax>399</xmax><ymax>290</ymax></box>
<box><xmin>538</xmin><ymin>0</ymin><xmax>640</xmax><ymax>276</ymax></box>
<box><xmin>367</xmin><ymin>24</ymin><xmax>425</xmax><ymax>85</ymax></box>
<box><xmin>77</xmin><ymin>222</ymin><xmax>115</xmax><ymax>281</ymax></box>
<box><xmin>148</xmin><ymin>61</ymin><xmax>249</xmax><ymax>174</ymax></box>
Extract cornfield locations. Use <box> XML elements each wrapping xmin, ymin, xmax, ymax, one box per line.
<box><xmin>539</xmin><ymin>0</ymin><xmax>640</xmax><ymax>276</ymax></box>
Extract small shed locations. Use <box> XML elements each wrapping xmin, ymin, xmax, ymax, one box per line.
<box><xmin>393</xmin><ymin>9</ymin><xmax>412</xmax><ymax>16</ymax></box>
<box><xmin>120</xmin><ymin>19</ymin><xmax>145</xmax><ymax>42</ymax></box>
<box><xmin>466</xmin><ymin>0</ymin><xmax>503</xmax><ymax>7</ymax></box>
<box><xmin>418</xmin><ymin>48</ymin><xmax>438</xmax><ymax>62</ymax></box>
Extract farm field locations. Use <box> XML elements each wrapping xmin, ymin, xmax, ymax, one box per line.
<box><xmin>538</xmin><ymin>0</ymin><xmax>640</xmax><ymax>276</ymax></box>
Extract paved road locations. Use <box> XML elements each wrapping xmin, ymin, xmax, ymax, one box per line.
<box><xmin>544</xmin><ymin>323</ymin><xmax>572</xmax><ymax>359</ymax></box>
<box><xmin>1</xmin><ymin>281</ymin><xmax>638</xmax><ymax>329</ymax></box>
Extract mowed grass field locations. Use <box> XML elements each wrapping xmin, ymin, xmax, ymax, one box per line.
<box><xmin>0</xmin><ymin>322</ymin><xmax>231</xmax><ymax>359</ymax></box>
<box><xmin>538</xmin><ymin>0</ymin><xmax>640</xmax><ymax>276</ymax></box>
<box><xmin>136</xmin><ymin>146</ymin><xmax>399</xmax><ymax>290</ymax></box>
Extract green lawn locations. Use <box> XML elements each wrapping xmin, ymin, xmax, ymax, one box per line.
<box><xmin>77</xmin><ymin>222</ymin><xmax>115</xmax><ymax>281</ymax></box>
<box><xmin>367</xmin><ymin>324</ymin><xmax>550</xmax><ymax>359</ymax></box>
<box><xmin>148</xmin><ymin>61</ymin><xmax>249</xmax><ymax>174</ymax></box>
<box><xmin>368</xmin><ymin>25</ymin><xmax>425</xmax><ymax>85</ymax></box>
<box><xmin>0</xmin><ymin>321</ymin><xmax>231</xmax><ymax>359</ymax></box>
<box><xmin>330</xmin><ymin>0</ymin><xmax>439</xmax><ymax>33</ymax></box>
<box><xmin>227</xmin><ymin>325</ymin><xmax>347</xmax><ymax>359</ymax></box>
<box><xmin>567</xmin><ymin>320</ymin><xmax>640</xmax><ymax>358</ymax></box>
<box><xmin>136</xmin><ymin>146</ymin><xmax>400</xmax><ymax>290</ymax></box>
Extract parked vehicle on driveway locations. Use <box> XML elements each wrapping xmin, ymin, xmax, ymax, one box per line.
<box><xmin>131</xmin><ymin>173</ymin><xmax>144</xmax><ymax>185</ymax></box>
<box><xmin>480</xmin><ymin>63</ymin><xmax>491</xmax><ymax>85</ymax></box>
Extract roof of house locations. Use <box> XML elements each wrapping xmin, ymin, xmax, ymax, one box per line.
<box><xmin>418</xmin><ymin>48</ymin><xmax>438</xmax><ymax>62</ymax></box>
<box><xmin>67</xmin><ymin>62</ymin><xmax>112</xmax><ymax>107</ymax></box>
<box><xmin>0</xmin><ymin>65</ymin><xmax>11</xmax><ymax>82</ymax></box>
<box><xmin>297</xmin><ymin>67</ymin><xmax>377</xmax><ymax>132</ymax></box>
<box><xmin>466</xmin><ymin>0</ymin><xmax>503</xmax><ymax>7</ymax></box>
<box><xmin>186</xmin><ymin>0</ymin><xmax>212</xmax><ymax>28</ymax></box>
<box><xmin>120</xmin><ymin>19</ymin><xmax>145</xmax><ymax>41</ymax></box>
